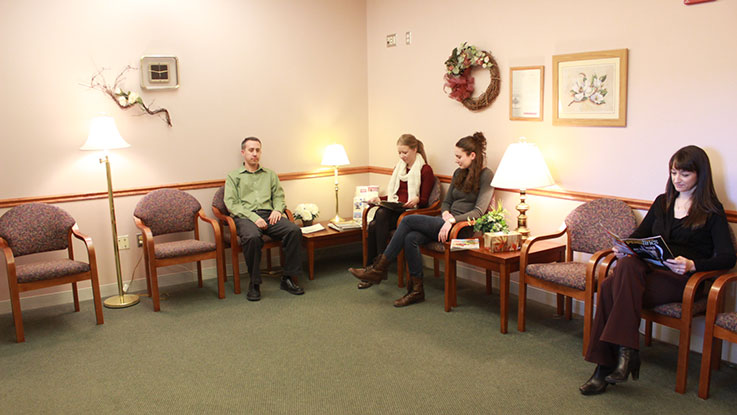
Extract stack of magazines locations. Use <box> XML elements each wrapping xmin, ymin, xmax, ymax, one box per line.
<box><xmin>328</xmin><ymin>220</ymin><xmax>361</xmax><ymax>231</ymax></box>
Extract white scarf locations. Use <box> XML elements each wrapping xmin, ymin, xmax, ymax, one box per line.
<box><xmin>386</xmin><ymin>153</ymin><xmax>425</xmax><ymax>203</ymax></box>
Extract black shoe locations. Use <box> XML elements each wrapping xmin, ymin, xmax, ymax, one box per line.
<box><xmin>247</xmin><ymin>283</ymin><xmax>261</xmax><ymax>301</ymax></box>
<box><xmin>579</xmin><ymin>365</ymin><xmax>614</xmax><ymax>395</ymax></box>
<box><xmin>605</xmin><ymin>347</ymin><xmax>641</xmax><ymax>384</ymax></box>
<box><xmin>357</xmin><ymin>280</ymin><xmax>374</xmax><ymax>289</ymax></box>
<box><xmin>281</xmin><ymin>276</ymin><xmax>304</xmax><ymax>295</ymax></box>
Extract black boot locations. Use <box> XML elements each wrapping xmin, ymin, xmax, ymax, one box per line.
<box><xmin>280</xmin><ymin>276</ymin><xmax>305</xmax><ymax>295</ymax></box>
<box><xmin>393</xmin><ymin>276</ymin><xmax>425</xmax><ymax>307</ymax></box>
<box><xmin>348</xmin><ymin>254</ymin><xmax>390</xmax><ymax>284</ymax></box>
<box><xmin>605</xmin><ymin>347</ymin><xmax>641</xmax><ymax>383</ymax></box>
<box><xmin>246</xmin><ymin>283</ymin><xmax>261</xmax><ymax>301</ymax></box>
<box><xmin>579</xmin><ymin>365</ymin><xmax>614</xmax><ymax>395</ymax></box>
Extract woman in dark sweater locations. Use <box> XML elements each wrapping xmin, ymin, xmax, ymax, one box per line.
<box><xmin>580</xmin><ymin>145</ymin><xmax>736</xmax><ymax>395</ymax></box>
<box><xmin>349</xmin><ymin>132</ymin><xmax>493</xmax><ymax>307</ymax></box>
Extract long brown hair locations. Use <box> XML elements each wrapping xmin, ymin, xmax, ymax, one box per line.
<box><xmin>396</xmin><ymin>134</ymin><xmax>428</xmax><ymax>163</ymax></box>
<box><xmin>665</xmin><ymin>145</ymin><xmax>723</xmax><ymax>229</ymax></box>
<box><xmin>453</xmin><ymin>132</ymin><xmax>487</xmax><ymax>193</ymax></box>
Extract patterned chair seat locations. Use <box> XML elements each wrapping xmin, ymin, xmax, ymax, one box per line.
<box><xmin>155</xmin><ymin>240</ymin><xmax>218</xmax><ymax>259</ymax></box>
<box><xmin>16</xmin><ymin>259</ymin><xmax>91</xmax><ymax>283</ymax></box>
<box><xmin>650</xmin><ymin>298</ymin><xmax>708</xmax><ymax>319</ymax></box>
<box><xmin>714</xmin><ymin>311</ymin><xmax>737</xmax><ymax>332</ymax></box>
<box><xmin>525</xmin><ymin>262</ymin><xmax>588</xmax><ymax>291</ymax></box>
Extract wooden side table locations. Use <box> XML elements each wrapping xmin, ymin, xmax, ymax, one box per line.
<box><xmin>301</xmin><ymin>221</ymin><xmax>362</xmax><ymax>280</ymax></box>
<box><xmin>448</xmin><ymin>239</ymin><xmax>566</xmax><ymax>334</ymax></box>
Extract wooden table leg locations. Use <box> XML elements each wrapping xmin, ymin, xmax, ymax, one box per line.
<box><xmin>499</xmin><ymin>263</ymin><xmax>509</xmax><ymax>334</ymax></box>
<box><xmin>307</xmin><ymin>240</ymin><xmax>315</xmax><ymax>280</ymax></box>
<box><xmin>445</xmin><ymin>258</ymin><xmax>453</xmax><ymax>312</ymax></box>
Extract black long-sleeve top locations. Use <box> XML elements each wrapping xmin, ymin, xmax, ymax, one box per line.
<box><xmin>630</xmin><ymin>194</ymin><xmax>736</xmax><ymax>272</ymax></box>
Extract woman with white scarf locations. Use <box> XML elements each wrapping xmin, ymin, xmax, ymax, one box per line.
<box><xmin>359</xmin><ymin>134</ymin><xmax>435</xmax><ymax>289</ymax></box>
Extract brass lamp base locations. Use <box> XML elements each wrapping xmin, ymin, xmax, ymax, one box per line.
<box><xmin>104</xmin><ymin>294</ymin><xmax>140</xmax><ymax>309</ymax></box>
<box><xmin>330</xmin><ymin>215</ymin><xmax>348</xmax><ymax>224</ymax></box>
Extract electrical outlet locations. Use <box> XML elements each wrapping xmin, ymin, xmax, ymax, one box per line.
<box><xmin>118</xmin><ymin>235</ymin><xmax>130</xmax><ymax>250</ymax></box>
<box><xmin>137</xmin><ymin>233</ymin><xmax>143</xmax><ymax>247</ymax></box>
<box><xmin>405</xmin><ymin>31</ymin><xmax>412</xmax><ymax>45</ymax></box>
<box><xmin>386</xmin><ymin>33</ymin><xmax>397</xmax><ymax>47</ymax></box>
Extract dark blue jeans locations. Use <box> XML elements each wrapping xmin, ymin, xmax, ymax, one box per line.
<box><xmin>382</xmin><ymin>214</ymin><xmax>445</xmax><ymax>279</ymax></box>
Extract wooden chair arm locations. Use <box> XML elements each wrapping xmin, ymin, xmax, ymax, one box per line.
<box><xmin>284</xmin><ymin>208</ymin><xmax>295</xmax><ymax>222</ymax></box>
<box><xmin>0</xmin><ymin>237</ymin><xmax>16</xmax><ymax>275</ymax></box>
<box><xmin>520</xmin><ymin>226</ymin><xmax>568</xmax><ymax>265</ymax></box>
<box><xmin>70</xmin><ymin>224</ymin><xmax>96</xmax><ymax>264</ymax></box>
<box><xmin>362</xmin><ymin>204</ymin><xmax>380</xmax><ymax>230</ymax></box>
<box><xmin>449</xmin><ymin>220</ymin><xmax>473</xmax><ymax>240</ymax></box>
<box><xmin>198</xmin><ymin>210</ymin><xmax>223</xmax><ymax>245</ymax></box>
<box><xmin>704</xmin><ymin>272</ymin><xmax>737</xmax><ymax>327</ymax></box>
<box><xmin>680</xmin><ymin>269</ymin><xmax>729</xmax><ymax>317</ymax></box>
<box><xmin>134</xmin><ymin>216</ymin><xmax>155</xmax><ymax>255</ymax></box>
<box><xmin>585</xmin><ymin>248</ymin><xmax>614</xmax><ymax>293</ymax></box>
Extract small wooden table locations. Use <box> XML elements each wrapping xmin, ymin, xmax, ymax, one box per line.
<box><xmin>301</xmin><ymin>221</ymin><xmax>362</xmax><ymax>280</ymax></box>
<box><xmin>448</xmin><ymin>239</ymin><xmax>566</xmax><ymax>334</ymax></box>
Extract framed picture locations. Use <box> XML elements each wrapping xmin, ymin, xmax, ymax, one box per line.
<box><xmin>553</xmin><ymin>49</ymin><xmax>628</xmax><ymax>127</ymax></box>
<box><xmin>140</xmin><ymin>55</ymin><xmax>179</xmax><ymax>90</ymax></box>
<box><xmin>510</xmin><ymin>66</ymin><xmax>544</xmax><ymax>121</ymax></box>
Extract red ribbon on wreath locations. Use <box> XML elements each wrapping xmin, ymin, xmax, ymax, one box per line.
<box><xmin>443</xmin><ymin>69</ymin><xmax>475</xmax><ymax>102</ymax></box>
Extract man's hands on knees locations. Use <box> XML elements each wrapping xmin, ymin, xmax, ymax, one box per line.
<box><xmin>268</xmin><ymin>210</ymin><xmax>282</xmax><ymax>225</ymax></box>
<box><xmin>254</xmin><ymin>218</ymin><xmax>268</xmax><ymax>229</ymax></box>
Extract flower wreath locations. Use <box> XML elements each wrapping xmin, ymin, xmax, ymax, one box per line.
<box><xmin>443</xmin><ymin>42</ymin><xmax>501</xmax><ymax>111</ymax></box>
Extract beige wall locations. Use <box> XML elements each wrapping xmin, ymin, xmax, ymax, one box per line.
<box><xmin>0</xmin><ymin>0</ymin><xmax>368</xmax><ymax>301</ymax></box>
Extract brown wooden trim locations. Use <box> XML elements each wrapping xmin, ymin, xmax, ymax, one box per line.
<box><xmin>2</xmin><ymin>165</ymin><xmax>736</xmax><ymax>223</ymax></box>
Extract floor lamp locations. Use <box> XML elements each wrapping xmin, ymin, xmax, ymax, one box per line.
<box><xmin>321</xmin><ymin>144</ymin><xmax>350</xmax><ymax>223</ymax></box>
<box><xmin>81</xmin><ymin>116</ymin><xmax>140</xmax><ymax>308</ymax></box>
<box><xmin>490</xmin><ymin>137</ymin><xmax>554</xmax><ymax>242</ymax></box>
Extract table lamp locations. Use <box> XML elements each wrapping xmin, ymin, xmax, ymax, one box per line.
<box><xmin>80</xmin><ymin>116</ymin><xmax>140</xmax><ymax>308</ymax></box>
<box><xmin>490</xmin><ymin>137</ymin><xmax>554</xmax><ymax>241</ymax></box>
<box><xmin>321</xmin><ymin>143</ymin><xmax>350</xmax><ymax>223</ymax></box>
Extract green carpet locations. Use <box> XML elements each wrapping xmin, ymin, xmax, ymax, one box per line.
<box><xmin>1</xmin><ymin>248</ymin><xmax>735</xmax><ymax>414</ymax></box>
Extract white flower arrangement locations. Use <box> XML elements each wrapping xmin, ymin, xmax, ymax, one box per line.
<box><xmin>293</xmin><ymin>203</ymin><xmax>320</xmax><ymax>221</ymax></box>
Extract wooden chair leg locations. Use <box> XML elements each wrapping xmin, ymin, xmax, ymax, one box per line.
<box><xmin>565</xmin><ymin>296</ymin><xmax>573</xmax><ymax>320</ymax></box>
<box><xmin>150</xmin><ymin>264</ymin><xmax>161</xmax><ymax>312</ymax></box>
<box><xmin>232</xmin><ymin>243</ymin><xmax>241</xmax><ymax>294</ymax></box>
<box><xmin>698</xmin><ymin>332</ymin><xmax>718</xmax><ymax>399</ymax></box>
<box><xmin>72</xmin><ymin>282</ymin><xmax>80</xmax><ymax>312</ymax></box>
<box><xmin>196</xmin><ymin>261</ymin><xmax>203</xmax><ymax>288</ymax></box>
<box><xmin>518</xmin><ymin>277</ymin><xmax>527</xmax><ymax>332</ymax></box>
<box><xmin>221</xmin><ymin>246</ymin><xmax>228</xmax><ymax>282</ymax></box>
<box><xmin>675</xmin><ymin>325</ymin><xmax>691</xmax><ymax>394</ymax></box>
<box><xmin>9</xmin><ymin>283</ymin><xmax>24</xmax><ymax>342</ymax></box>
<box><xmin>433</xmin><ymin>258</ymin><xmax>440</xmax><ymax>278</ymax></box>
<box><xmin>556</xmin><ymin>294</ymin><xmax>564</xmax><ymax>315</ymax></box>
<box><xmin>216</xmin><ymin>255</ymin><xmax>225</xmax><ymax>300</ymax></box>
<box><xmin>583</xmin><ymin>295</ymin><xmax>594</xmax><ymax>357</ymax></box>
<box><xmin>645</xmin><ymin>319</ymin><xmax>653</xmax><ymax>346</ymax></box>
<box><xmin>90</xmin><ymin>273</ymin><xmax>104</xmax><ymax>325</ymax></box>
<box><xmin>266</xmin><ymin>247</ymin><xmax>273</xmax><ymax>271</ymax></box>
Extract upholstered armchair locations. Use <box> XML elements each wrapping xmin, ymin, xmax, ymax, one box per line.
<box><xmin>518</xmin><ymin>198</ymin><xmax>636</xmax><ymax>355</ymax></box>
<box><xmin>0</xmin><ymin>203</ymin><xmax>104</xmax><ymax>342</ymax></box>
<box><xmin>361</xmin><ymin>176</ymin><xmax>442</xmax><ymax>287</ymax></box>
<box><xmin>134</xmin><ymin>189</ymin><xmax>225</xmax><ymax>311</ymax></box>
<box><xmin>699</xmin><ymin>272</ymin><xmax>737</xmax><ymax>399</ymax></box>
<box><xmin>211</xmin><ymin>185</ymin><xmax>295</xmax><ymax>294</ymax></box>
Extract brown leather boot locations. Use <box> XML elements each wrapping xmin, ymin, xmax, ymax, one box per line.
<box><xmin>394</xmin><ymin>276</ymin><xmax>425</xmax><ymax>307</ymax></box>
<box><xmin>348</xmin><ymin>254</ymin><xmax>390</xmax><ymax>284</ymax></box>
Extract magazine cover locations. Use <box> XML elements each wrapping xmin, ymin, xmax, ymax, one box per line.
<box><xmin>601</xmin><ymin>224</ymin><xmax>674</xmax><ymax>267</ymax></box>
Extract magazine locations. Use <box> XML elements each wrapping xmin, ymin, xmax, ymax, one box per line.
<box><xmin>377</xmin><ymin>201</ymin><xmax>407</xmax><ymax>212</ymax></box>
<box><xmin>601</xmin><ymin>225</ymin><xmax>674</xmax><ymax>267</ymax></box>
<box><xmin>300</xmin><ymin>223</ymin><xmax>325</xmax><ymax>234</ymax></box>
<box><xmin>328</xmin><ymin>221</ymin><xmax>362</xmax><ymax>232</ymax></box>
<box><xmin>450</xmin><ymin>238</ymin><xmax>480</xmax><ymax>251</ymax></box>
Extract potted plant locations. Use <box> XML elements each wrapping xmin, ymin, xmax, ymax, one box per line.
<box><xmin>293</xmin><ymin>203</ymin><xmax>320</xmax><ymax>227</ymax></box>
<box><xmin>470</xmin><ymin>201</ymin><xmax>521</xmax><ymax>252</ymax></box>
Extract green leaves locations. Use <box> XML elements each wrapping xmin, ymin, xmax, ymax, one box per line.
<box><xmin>471</xmin><ymin>201</ymin><xmax>509</xmax><ymax>233</ymax></box>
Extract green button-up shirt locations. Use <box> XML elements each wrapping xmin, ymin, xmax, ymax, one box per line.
<box><xmin>224</xmin><ymin>165</ymin><xmax>286</xmax><ymax>223</ymax></box>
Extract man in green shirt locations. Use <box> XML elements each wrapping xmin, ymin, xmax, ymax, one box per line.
<box><xmin>224</xmin><ymin>137</ymin><xmax>304</xmax><ymax>301</ymax></box>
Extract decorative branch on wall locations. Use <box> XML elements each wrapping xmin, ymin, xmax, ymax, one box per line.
<box><xmin>443</xmin><ymin>42</ymin><xmax>501</xmax><ymax>111</ymax></box>
<box><xmin>86</xmin><ymin>66</ymin><xmax>172</xmax><ymax>127</ymax></box>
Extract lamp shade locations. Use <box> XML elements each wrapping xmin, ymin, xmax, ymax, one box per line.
<box><xmin>490</xmin><ymin>137</ymin><xmax>554</xmax><ymax>190</ymax></box>
<box><xmin>321</xmin><ymin>144</ymin><xmax>350</xmax><ymax>166</ymax></box>
<box><xmin>80</xmin><ymin>116</ymin><xmax>130</xmax><ymax>151</ymax></box>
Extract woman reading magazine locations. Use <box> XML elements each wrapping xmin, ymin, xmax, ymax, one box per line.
<box><xmin>580</xmin><ymin>145</ymin><xmax>736</xmax><ymax>395</ymax></box>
